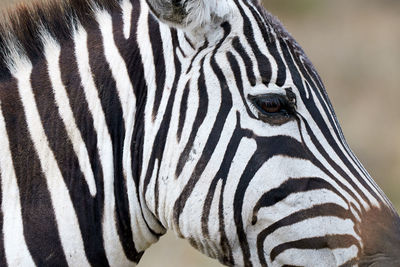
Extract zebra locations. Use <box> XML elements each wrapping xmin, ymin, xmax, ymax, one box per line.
<box><xmin>0</xmin><ymin>0</ymin><xmax>399</xmax><ymax>265</ymax></box>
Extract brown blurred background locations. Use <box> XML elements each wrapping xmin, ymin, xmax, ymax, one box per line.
<box><xmin>1</xmin><ymin>0</ymin><xmax>399</xmax><ymax>266</ymax></box>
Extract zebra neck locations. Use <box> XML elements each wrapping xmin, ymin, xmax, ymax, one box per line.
<box><xmin>1</xmin><ymin>0</ymin><xmax>167</xmax><ymax>264</ymax></box>
<box><xmin>71</xmin><ymin>0</ymin><xmax>169</xmax><ymax>259</ymax></box>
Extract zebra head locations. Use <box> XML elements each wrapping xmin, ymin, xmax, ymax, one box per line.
<box><xmin>143</xmin><ymin>0</ymin><xmax>400</xmax><ymax>265</ymax></box>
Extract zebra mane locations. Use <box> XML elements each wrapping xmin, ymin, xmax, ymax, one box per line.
<box><xmin>0</xmin><ymin>0</ymin><xmax>120</xmax><ymax>79</ymax></box>
<box><xmin>0</xmin><ymin>0</ymin><xmax>312</xmax><ymax>81</ymax></box>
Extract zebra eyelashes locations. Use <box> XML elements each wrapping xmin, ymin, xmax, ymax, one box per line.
<box><xmin>247</xmin><ymin>92</ymin><xmax>297</xmax><ymax>125</ymax></box>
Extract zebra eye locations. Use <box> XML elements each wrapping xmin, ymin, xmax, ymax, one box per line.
<box><xmin>259</xmin><ymin>98</ymin><xmax>282</xmax><ymax>113</ymax></box>
<box><xmin>248</xmin><ymin>93</ymin><xmax>296</xmax><ymax>125</ymax></box>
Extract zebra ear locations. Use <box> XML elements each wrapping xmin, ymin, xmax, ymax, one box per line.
<box><xmin>145</xmin><ymin>0</ymin><xmax>235</xmax><ymax>31</ymax></box>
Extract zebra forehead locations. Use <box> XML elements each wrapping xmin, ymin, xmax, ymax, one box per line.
<box><xmin>249</xmin><ymin>2</ymin><xmax>313</xmax><ymax>64</ymax></box>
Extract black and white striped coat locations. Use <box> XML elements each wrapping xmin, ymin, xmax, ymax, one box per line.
<box><xmin>0</xmin><ymin>0</ymin><xmax>399</xmax><ymax>266</ymax></box>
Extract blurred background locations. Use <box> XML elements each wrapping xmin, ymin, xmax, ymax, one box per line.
<box><xmin>1</xmin><ymin>0</ymin><xmax>399</xmax><ymax>266</ymax></box>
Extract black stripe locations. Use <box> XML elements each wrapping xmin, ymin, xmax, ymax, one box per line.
<box><xmin>0</xmin><ymin>167</ymin><xmax>6</xmax><ymax>266</ymax></box>
<box><xmin>112</xmin><ymin>6</ymin><xmax>154</xmax><ymax>244</ymax></box>
<box><xmin>177</xmin><ymin>81</ymin><xmax>189</xmax><ymax>142</ymax></box>
<box><xmin>252</xmin><ymin>177</ymin><xmax>347</xmax><ymax>224</ymax></box>
<box><xmin>279</xmin><ymin>39</ymin><xmax>372</xmax><ymax>207</ymax></box>
<box><xmin>115</xmin><ymin>0</ymin><xmax>143</xmax><ymax>99</ymax></box>
<box><xmin>201</xmin><ymin>113</ymin><xmax>249</xmax><ymax>266</ymax></box>
<box><xmin>175</xmin><ymin>56</ymin><xmax>208</xmax><ymax>178</ymax></box>
<box><xmin>60</xmin><ymin>42</ymin><xmax>111</xmax><ymax>265</ymax></box>
<box><xmin>300</xmin><ymin>117</ymin><xmax>370</xmax><ymax>207</ymax></box>
<box><xmin>226</xmin><ymin>51</ymin><xmax>256</xmax><ymax>119</ymax></box>
<box><xmin>173</xmin><ymin>22</ymin><xmax>233</xmax><ymax>234</ymax></box>
<box><xmin>187</xmin><ymin>40</ymin><xmax>208</xmax><ymax>74</ymax></box>
<box><xmin>32</xmin><ymin>53</ymin><xmax>97</xmax><ymax>265</ymax></box>
<box><xmin>112</xmin><ymin>3</ymin><xmax>152</xmax><ymax>243</ymax></box>
<box><xmin>86</xmin><ymin>21</ymin><xmax>137</xmax><ymax>261</ymax></box>
<box><xmin>154</xmin><ymin>29</ymin><xmax>182</xmax><ymax>220</ymax></box>
<box><xmin>175</xmin><ymin>32</ymin><xmax>186</xmax><ymax>58</ymax></box>
<box><xmin>270</xmin><ymin>234</ymin><xmax>359</xmax><ymax>261</ymax></box>
<box><xmin>268</xmin><ymin>39</ymin><xmax>287</xmax><ymax>87</ymax></box>
<box><xmin>184</xmin><ymin>34</ymin><xmax>195</xmax><ymax>50</ymax></box>
<box><xmin>0</xmin><ymin>78</ymin><xmax>68</xmax><ymax>266</ymax></box>
<box><xmin>257</xmin><ymin>203</ymin><xmax>354</xmax><ymax>257</ymax></box>
<box><xmin>129</xmin><ymin>63</ymin><xmax>149</xmax><ymax>261</ymax></box>
<box><xmin>293</xmin><ymin>120</ymin><xmax>366</xmax><ymax>215</ymax></box>
<box><xmin>233</xmin><ymin>135</ymin><xmax>311</xmax><ymax>267</ymax></box>
<box><xmin>142</xmin><ymin>28</ymin><xmax>181</xmax><ymax>233</ymax></box>
<box><xmin>232</xmin><ymin>37</ymin><xmax>256</xmax><ymax>86</ymax></box>
<box><xmin>127</xmin><ymin>25</ymin><xmax>152</xmax><ymax>256</ymax></box>
<box><xmin>148</xmin><ymin>15</ymin><xmax>166</xmax><ymax>120</ymax></box>
<box><xmin>234</xmin><ymin>0</ymin><xmax>272</xmax><ymax>85</ymax></box>
<box><xmin>295</xmin><ymin>55</ymin><xmax>346</xmax><ymax>154</ymax></box>
<box><xmin>110</xmin><ymin>3</ymin><xmax>155</xmax><ymax>256</ymax></box>
<box><xmin>242</xmin><ymin>0</ymin><xmax>287</xmax><ymax>87</ymax></box>
<box><xmin>285</xmin><ymin>40</ymin><xmax>381</xmax><ymax>202</ymax></box>
<box><xmin>0</xmin><ymin>34</ymin><xmax>12</xmax><ymax>80</ymax></box>
<box><xmin>290</xmin><ymin>44</ymin><xmax>364</xmax><ymax>175</ymax></box>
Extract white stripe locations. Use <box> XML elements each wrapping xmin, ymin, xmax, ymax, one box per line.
<box><xmin>122</xmin><ymin>0</ymin><xmax>133</xmax><ymax>39</ymax></box>
<box><xmin>299</xmin><ymin>57</ymin><xmax>373</xmax><ymax>183</ymax></box>
<box><xmin>223</xmin><ymin>137</ymin><xmax>257</xmax><ymax>266</ymax></box>
<box><xmin>138</xmin><ymin>0</ymin><xmax>168</xmax><ymax>234</ymax></box>
<box><xmin>176</xmin><ymin>110</ymin><xmax>237</xmax><ymax>253</ymax></box>
<box><xmin>274</xmin><ymin>246</ymin><xmax>358</xmax><ymax>267</ymax></box>
<box><xmin>43</xmin><ymin>34</ymin><xmax>97</xmax><ymax>197</ymax></box>
<box><xmin>12</xmin><ymin>56</ymin><xmax>90</xmax><ymax>267</ymax></box>
<box><xmin>298</xmin><ymin>120</ymin><xmax>365</xmax><ymax>211</ymax></box>
<box><xmin>96</xmin><ymin>10</ymin><xmax>134</xmax><ymax>124</ymax></box>
<box><xmin>277</xmin><ymin>39</ymin><xmax>379</xmax><ymax>209</ymax></box>
<box><xmin>96</xmin><ymin>9</ymin><xmax>158</xmax><ymax>251</ymax></box>
<box><xmin>73</xmin><ymin>24</ymin><xmax>133</xmax><ymax>266</ymax></box>
<box><xmin>264</xmin><ymin>216</ymin><xmax>358</xmax><ymax>246</ymax></box>
<box><xmin>309</xmin><ymin>89</ymin><xmax>380</xmax><ymax>207</ymax></box>
<box><xmin>177</xmin><ymin>30</ymin><xmax>195</xmax><ymax>57</ymax></box>
<box><xmin>0</xmin><ymin>102</ymin><xmax>35</xmax><ymax>267</ymax></box>
<box><xmin>240</xmin><ymin>2</ymin><xmax>278</xmax><ymax>86</ymax></box>
<box><xmin>304</xmin><ymin>69</ymin><xmax>385</xmax><ymax>205</ymax></box>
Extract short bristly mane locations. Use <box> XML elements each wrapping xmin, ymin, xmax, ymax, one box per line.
<box><xmin>0</xmin><ymin>0</ymin><xmax>306</xmax><ymax>79</ymax></box>
<box><xmin>0</xmin><ymin>0</ymin><xmax>119</xmax><ymax>80</ymax></box>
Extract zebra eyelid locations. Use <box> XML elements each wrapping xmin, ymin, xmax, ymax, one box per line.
<box><xmin>247</xmin><ymin>93</ymin><xmax>297</xmax><ymax>125</ymax></box>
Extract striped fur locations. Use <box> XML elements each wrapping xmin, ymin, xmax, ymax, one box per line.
<box><xmin>0</xmin><ymin>0</ymin><xmax>399</xmax><ymax>266</ymax></box>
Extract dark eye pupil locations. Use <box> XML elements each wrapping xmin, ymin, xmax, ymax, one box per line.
<box><xmin>261</xmin><ymin>101</ymin><xmax>281</xmax><ymax>113</ymax></box>
<box><xmin>247</xmin><ymin>93</ymin><xmax>296</xmax><ymax>125</ymax></box>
